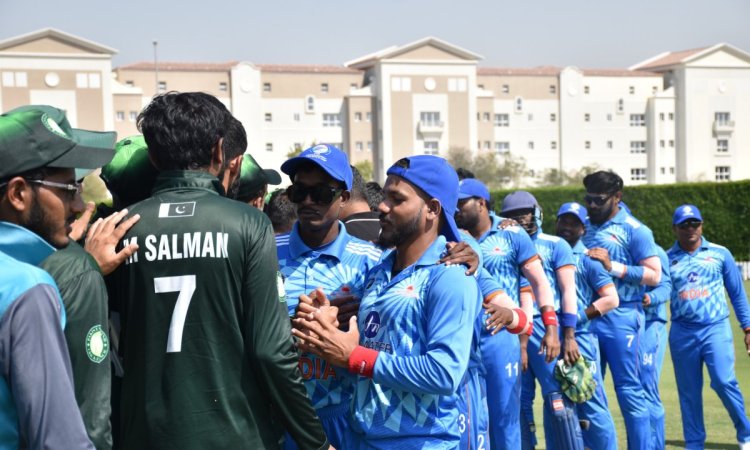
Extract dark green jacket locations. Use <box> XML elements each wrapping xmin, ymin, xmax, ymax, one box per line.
<box><xmin>40</xmin><ymin>241</ymin><xmax>112</xmax><ymax>450</ymax></box>
<box><xmin>109</xmin><ymin>171</ymin><xmax>327</xmax><ymax>450</ymax></box>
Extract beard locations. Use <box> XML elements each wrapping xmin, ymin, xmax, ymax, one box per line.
<box><xmin>455</xmin><ymin>210</ymin><xmax>479</xmax><ymax>230</ymax></box>
<box><xmin>377</xmin><ymin>208</ymin><xmax>422</xmax><ymax>249</ymax></box>
<box><xmin>23</xmin><ymin>196</ymin><xmax>70</xmax><ymax>249</ymax></box>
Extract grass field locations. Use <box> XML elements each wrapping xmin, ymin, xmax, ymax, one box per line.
<box><xmin>531</xmin><ymin>280</ymin><xmax>750</xmax><ymax>449</ymax></box>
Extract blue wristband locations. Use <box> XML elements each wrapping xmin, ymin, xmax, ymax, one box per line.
<box><xmin>560</xmin><ymin>312</ymin><xmax>577</xmax><ymax>328</ymax></box>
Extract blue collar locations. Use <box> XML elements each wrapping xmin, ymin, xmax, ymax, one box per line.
<box><xmin>0</xmin><ymin>221</ymin><xmax>56</xmax><ymax>266</ymax></box>
<box><xmin>589</xmin><ymin>207</ymin><xmax>629</xmax><ymax>229</ymax></box>
<box><xmin>381</xmin><ymin>235</ymin><xmax>448</xmax><ymax>272</ymax></box>
<box><xmin>572</xmin><ymin>239</ymin><xmax>587</xmax><ymax>254</ymax></box>
<box><xmin>288</xmin><ymin>221</ymin><xmax>351</xmax><ymax>260</ymax></box>
<box><xmin>670</xmin><ymin>237</ymin><xmax>710</xmax><ymax>255</ymax></box>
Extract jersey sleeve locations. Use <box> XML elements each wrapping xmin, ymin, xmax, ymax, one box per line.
<box><xmin>512</xmin><ymin>229</ymin><xmax>538</xmax><ymax>265</ymax></box>
<box><xmin>585</xmin><ymin>256</ymin><xmax>615</xmax><ymax>292</ymax></box>
<box><xmin>0</xmin><ymin>283</ymin><xmax>94</xmax><ymax>450</ymax></box>
<box><xmin>720</xmin><ymin>248</ymin><xmax>750</xmax><ymax>330</ymax></box>
<box><xmin>645</xmin><ymin>248</ymin><xmax>672</xmax><ymax>307</ymax></box>
<box><xmin>629</xmin><ymin>225</ymin><xmax>658</xmax><ymax>263</ymax></box>
<box><xmin>373</xmin><ymin>266</ymin><xmax>477</xmax><ymax>395</ymax></box>
<box><xmin>552</xmin><ymin>239</ymin><xmax>575</xmax><ymax>270</ymax></box>
<box><xmin>476</xmin><ymin>267</ymin><xmax>503</xmax><ymax>300</ymax></box>
<box><xmin>241</xmin><ymin>219</ymin><xmax>328</xmax><ymax>450</ymax></box>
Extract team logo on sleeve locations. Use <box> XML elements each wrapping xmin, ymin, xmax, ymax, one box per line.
<box><xmin>277</xmin><ymin>271</ymin><xmax>287</xmax><ymax>303</ymax></box>
<box><xmin>363</xmin><ymin>312</ymin><xmax>381</xmax><ymax>338</ymax></box>
<box><xmin>158</xmin><ymin>202</ymin><xmax>196</xmax><ymax>218</ymax></box>
<box><xmin>85</xmin><ymin>325</ymin><xmax>110</xmax><ymax>364</ymax></box>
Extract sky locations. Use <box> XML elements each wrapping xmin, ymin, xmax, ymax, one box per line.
<box><xmin>2</xmin><ymin>0</ymin><xmax>750</xmax><ymax>69</ymax></box>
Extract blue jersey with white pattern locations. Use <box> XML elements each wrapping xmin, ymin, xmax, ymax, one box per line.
<box><xmin>667</xmin><ymin>238</ymin><xmax>750</xmax><ymax>328</ymax></box>
<box><xmin>521</xmin><ymin>230</ymin><xmax>575</xmax><ymax>314</ymax></box>
<box><xmin>352</xmin><ymin>236</ymin><xmax>478</xmax><ymax>447</ymax></box>
<box><xmin>644</xmin><ymin>247</ymin><xmax>671</xmax><ymax>323</ymax></box>
<box><xmin>583</xmin><ymin>208</ymin><xmax>657</xmax><ymax>303</ymax></box>
<box><xmin>476</xmin><ymin>214</ymin><xmax>538</xmax><ymax>306</ymax></box>
<box><xmin>571</xmin><ymin>240</ymin><xmax>615</xmax><ymax>332</ymax></box>
<box><xmin>276</xmin><ymin>222</ymin><xmax>381</xmax><ymax>410</ymax></box>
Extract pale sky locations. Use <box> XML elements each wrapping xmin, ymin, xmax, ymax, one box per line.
<box><xmin>2</xmin><ymin>0</ymin><xmax>749</xmax><ymax>69</ymax></box>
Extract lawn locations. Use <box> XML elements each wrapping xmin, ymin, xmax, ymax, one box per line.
<box><xmin>531</xmin><ymin>280</ymin><xmax>750</xmax><ymax>449</ymax></box>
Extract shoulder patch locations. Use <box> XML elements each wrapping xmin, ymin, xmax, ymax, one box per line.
<box><xmin>86</xmin><ymin>325</ymin><xmax>109</xmax><ymax>363</ymax></box>
<box><xmin>276</xmin><ymin>272</ymin><xmax>287</xmax><ymax>302</ymax></box>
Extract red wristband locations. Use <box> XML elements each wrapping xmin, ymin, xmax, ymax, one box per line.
<box><xmin>542</xmin><ymin>310</ymin><xmax>558</xmax><ymax>327</ymax></box>
<box><xmin>526</xmin><ymin>320</ymin><xmax>534</xmax><ymax>336</ymax></box>
<box><xmin>508</xmin><ymin>308</ymin><xmax>530</xmax><ymax>335</ymax></box>
<box><xmin>348</xmin><ymin>345</ymin><xmax>379</xmax><ymax>378</ymax></box>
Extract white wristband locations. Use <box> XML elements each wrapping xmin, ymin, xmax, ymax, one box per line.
<box><xmin>609</xmin><ymin>261</ymin><xmax>626</xmax><ymax>278</ymax></box>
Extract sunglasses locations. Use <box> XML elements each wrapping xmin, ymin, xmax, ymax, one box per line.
<box><xmin>677</xmin><ymin>220</ymin><xmax>702</xmax><ymax>230</ymax></box>
<box><xmin>583</xmin><ymin>193</ymin><xmax>613</xmax><ymax>206</ymax></box>
<box><xmin>286</xmin><ymin>183</ymin><xmax>343</xmax><ymax>204</ymax></box>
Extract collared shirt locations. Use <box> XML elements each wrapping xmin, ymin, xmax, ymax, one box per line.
<box><xmin>277</xmin><ymin>222</ymin><xmax>381</xmax><ymax>410</ymax></box>
<box><xmin>570</xmin><ymin>240</ymin><xmax>615</xmax><ymax>332</ymax></box>
<box><xmin>521</xmin><ymin>229</ymin><xmax>575</xmax><ymax>314</ymax></box>
<box><xmin>351</xmin><ymin>236</ymin><xmax>478</xmax><ymax>447</ymax></box>
<box><xmin>583</xmin><ymin>208</ymin><xmax>658</xmax><ymax>303</ymax></box>
<box><xmin>644</xmin><ymin>246</ymin><xmax>671</xmax><ymax>323</ymax></box>
<box><xmin>667</xmin><ymin>237</ymin><xmax>750</xmax><ymax>328</ymax></box>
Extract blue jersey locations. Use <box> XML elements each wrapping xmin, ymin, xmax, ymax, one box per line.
<box><xmin>571</xmin><ymin>240</ymin><xmax>615</xmax><ymax>332</ymax></box>
<box><xmin>667</xmin><ymin>238</ymin><xmax>750</xmax><ymax>328</ymax></box>
<box><xmin>522</xmin><ymin>230</ymin><xmax>575</xmax><ymax>314</ymax></box>
<box><xmin>583</xmin><ymin>208</ymin><xmax>658</xmax><ymax>303</ymax></box>
<box><xmin>644</xmin><ymin>247</ymin><xmax>671</xmax><ymax>323</ymax></box>
<box><xmin>352</xmin><ymin>236</ymin><xmax>478</xmax><ymax>448</ymax></box>
<box><xmin>276</xmin><ymin>223</ymin><xmax>381</xmax><ymax>410</ymax></box>
<box><xmin>476</xmin><ymin>214</ymin><xmax>539</xmax><ymax>306</ymax></box>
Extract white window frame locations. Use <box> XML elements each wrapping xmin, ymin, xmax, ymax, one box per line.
<box><xmin>715</xmin><ymin>166</ymin><xmax>730</xmax><ymax>181</ymax></box>
<box><xmin>630</xmin><ymin>168</ymin><xmax>646</xmax><ymax>181</ymax></box>
<box><xmin>629</xmin><ymin>141</ymin><xmax>646</xmax><ymax>154</ymax></box>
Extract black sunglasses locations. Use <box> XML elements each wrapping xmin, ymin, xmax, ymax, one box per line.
<box><xmin>286</xmin><ymin>183</ymin><xmax>343</xmax><ymax>204</ymax></box>
<box><xmin>584</xmin><ymin>193</ymin><xmax>613</xmax><ymax>206</ymax></box>
<box><xmin>677</xmin><ymin>220</ymin><xmax>702</xmax><ymax>230</ymax></box>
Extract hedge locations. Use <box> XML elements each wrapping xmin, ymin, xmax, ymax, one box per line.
<box><xmin>489</xmin><ymin>180</ymin><xmax>750</xmax><ymax>260</ymax></box>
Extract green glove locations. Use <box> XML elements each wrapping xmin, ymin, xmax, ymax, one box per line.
<box><xmin>554</xmin><ymin>355</ymin><xmax>597</xmax><ymax>403</ymax></box>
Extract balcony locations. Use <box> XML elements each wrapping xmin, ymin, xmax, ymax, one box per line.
<box><xmin>418</xmin><ymin>120</ymin><xmax>444</xmax><ymax>138</ymax></box>
<box><xmin>713</xmin><ymin>120</ymin><xmax>735</xmax><ymax>136</ymax></box>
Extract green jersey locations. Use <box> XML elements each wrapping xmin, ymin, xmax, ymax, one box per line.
<box><xmin>110</xmin><ymin>171</ymin><xmax>327</xmax><ymax>449</ymax></box>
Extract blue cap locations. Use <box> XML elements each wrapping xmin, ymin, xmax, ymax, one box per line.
<box><xmin>501</xmin><ymin>190</ymin><xmax>539</xmax><ymax>213</ymax></box>
<box><xmin>557</xmin><ymin>202</ymin><xmax>588</xmax><ymax>224</ymax></box>
<box><xmin>673</xmin><ymin>204</ymin><xmax>703</xmax><ymax>225</ymax></box>
<box><xmin>387</xmin><ymin>155</ymin><xmax>462</xmax><ymax>242</ymax></box>
<box><xmin>280</xmin><ymin>143</ymin><xmax>353</xmax><ymax>190</ymax></box>
<box><xmin>458</xmin><ymin>178</ymin><xmax>490</xmax><ymax>201</ymax></box>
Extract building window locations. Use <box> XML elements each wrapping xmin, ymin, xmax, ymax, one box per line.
<box><xmin>129</xmin><ymin>111</ymin><xmax>137</xmax><ymax>122</ymax></box>
<box><xmin>391</xmin><ymin>77</ymin><xmax>411</xmax><ymax>92</ymax></box>
<box><xmin>321</xmin><ymin>83</ymin><xmax>329</xmax><ymax>93</ymax></box>
<box><xmin>366</xmin><ymin>112</ymin><xmax>372</xmax><ymax>122</ymax></box>
<box><xmin>549</xmin><ymin>85</ymin><xmax>557</xmax><ymax>94</ymax></box>
<box><xmin>670</xmin><ymin>167</ymin><xmax>675</xmax><ymax>174</ymax></box>
<box><xmin>266</xmin><ymin>143</ymin><xmax>273</xmax><ymax>152</ymax></box>
<box><xmin>715</xmin><ymin>112</ymin><xmax>731</xmax><ymax>125</ymax></box>
<box><xmin>528</xmin><ymin>141</ymin><xmax>534</xmax><ymax>150</ymax></box>
<box><xmin>354</xmin><ymin>112</ymin><xmax>362</xmax><ymax>122</ymax></box>
<box><xmin>514</xmin><ymin>97</ymin><xmax>523</xmax><ymax>113</ymax></box>
<box><xmin>367</xmin><ymin>141</ymin><xmax>372</xmax><ymax>151</ymax></box>
<box><xmin>715</xmin><ymin>166</ymin><xmax>731</xmax><ymax>181</ymax></box>
<box><xmin>659</xmin><ymin>113</ymin><xmax>665</xmax><ymax>121</ymax></box>
<box><xmin>495</xmin><ymin>142</ymin><xmax>510</xmax><ymax>154</ymax></box>
<box><xmin>607</xmin><ymin>141</ymin><xmax>613</xmax><ymax>149</ymax></box>
<box><xmin>294</xmin><ymin>113</ymin><xmax>300</xmax><ymax>121</ymax></box>
<box><xmin>584</xmin><ymin>113</ymin><xmax>590</xmax><ymax>122</ymax></box>
<box><xmin>629</xmin><ymin>86</ymin><xmax>635</xmax><ymax>95</ymax></box>
<box><xmin>631</xmin><ymin>168</ymin><xmax>646</xmax><ymax>181</ymax></box>
<box><xmin>219</xmin><ymin>82</ymin><xmax>227</xmax><ymax>91</ymax></box>
<box><xmin>607</xmin><ymin>113</ymin><xmax>613</xmax><ymax>121</ymax></box>
<box><xmin>585</xmin><ymin>141</ymin><xmax>591</xmax><ymax>149</ymax></box>
<box><xmin>265</xmin><ymin>113</ymin><xmax>272</xmax><ymax>122</ymax></box>
<box><xmin>157</xmin><ymin>81</ymin><xmax>167</xmax><ymax>93</ymax></box>
<box><xmin>481</xmin><ymin>112</ymin><xmax>489</xmax><ymax>122</ymax></box>
<box><xmin>617</xmin><ymin>99</ymin><xmax>624</xmax><ymax>113</ymax></box>
<box><xmin>660</xmin><ymin>167</ymin><xmax>665</xmax><ymax>175</ymax></box>
<box><xmin>115</xmin><ymin>111</ymin><xmax>124</xmax><ymax>122</ymax></box>
<box><xmin>484</xmin><ymin>141</ymin><xmax>491</xmax><ymax>150</ymax></box>
<box><xmin>528</xmin><ymin>113</ymin><xmax>533</xmax><ymax>121</ymax></box>
<box><xmin>322</xmin><ymin>113</ymin><xmax>341</xmax><ymax>127</ymax></box>
<box><xmin>502</xmin><ymin>84</ymin><xmax>509</xmax><ymax>94</ymax></box>
<box><xmin>2</xmin><ymin>71</ymin><xmax>27</xmax><ymax>87</ymax></box>
<box><xmin>652</xmin><ymin>86</ymin><xmax>658</xmax><ymax>94</ymax></box>
<box><xmin>355</xmin><ymin>141</ymin><xmax>364</xmax><ymax>152</ymax></box>
<box><xmin>629</xmin><ymin>114</ymin><xmax>645</xmax><ymax>126</ymax></box>
<box><xmin>88</xmin><ymin>73</ymin><xmax>100</xmax><ymax>88</ymax></box>
<box><xmin>669</xmin><ymin>140</ymin><xmax>674</xmax><ymax>147</ymax></box>
<box><xmin>660</xmin><ymin>140</ymin><xmax>665</xmax><ymax>148</ymax></box>
<box><xmin>125</xmin><ymin>80</ymin><xmax>134</xmax><ymax>87</ymax></box>
<box><xmin>305</xmin><ymin>96</ymin><xmax>315</xmax><ymax>113</ymax></box>
<box><xmin>350</xmin><ymin>83</ymin><xmax>358</xmax><ymax>89</ymax></box>
<box><xmin>630</xmin><ymin>141</ymin><xmax>646</xmax><ymax>154</ymax></box>
<box><xmin>551</xmin><ymin>141</ymin><xmax>557</xmax><ymax>150</ymax></box>
<box><xmin>550</xmin><ymin>113</ymin><xmax>557</xmax><ymax>122</ymax></box>
<box><xmin>423</xmin><ymin>141</ymin><xmax>439</xmax><ymax>155</ymax></box>
<box><xmin>494</xmin><ymin>114</ymin><xmax>509</xmax><ymax>127</ymax></box>
<box><xmin>584</xmin><ymin>85</ymin><xmax>590</xmax><ymax>95</ymax></box>
<box><xmin>420</xmin><ymin>111</ymin><xmax>441</xmax><ymax>127</ymax></box>
<box><xmin>717</xmin><ymin>139</ymin><xmax>729</xmax><ymax>153</ymax></box>
<box><xmin>263</xmin><ymin>83</ymin><xmax>271</xmax><ymax>92</ymax></box>
<box><xmin>76</xmin><ymin>73</ymin><xmax>89</xmax><ymax>88</ymax></box>
<box><xmin>477</xmin><ymin>84</ymin><xmax>485</xmax><ymax>89</ymax></box>
<box><xmin>668</xmin><ymin>112</ymin><xmax>674</xmax><ymax>120</ymax></box>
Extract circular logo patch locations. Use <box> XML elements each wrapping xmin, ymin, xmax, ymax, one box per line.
<box><xmin>85</xmin><ymin>325</ymin><xmax>109</xmax><ymax>363</ymax></box>
<box><xmin>41</xmin><ymin>113</ymin><xmax>70</xmax><ymax>139</ymax></box>
<box><xmin>277</xmin><ymin>271</ymin><xmax>287</xmax><ymax>303</ymax></box>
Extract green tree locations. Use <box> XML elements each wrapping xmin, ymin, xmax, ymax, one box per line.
<box><xmin>354</xmin><ymin>160</ymin><xmax>374</xmax><ymax>182</ymax></box>
<box><xmin>446</xmin><ymin>147</ymin><xmax>528</xmax><ymax>189</ymax></box>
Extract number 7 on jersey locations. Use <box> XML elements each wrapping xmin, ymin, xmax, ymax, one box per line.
<box><xmin>154</xmin><ymin>275</ymin><xmax>196</xmax><ymax>353</ymax></box>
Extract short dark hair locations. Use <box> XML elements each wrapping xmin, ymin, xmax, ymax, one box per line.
<box><xmin>265</xmin><ymin>188</ymin><xmax>297</xmax><ymax>234</ymax></box>
<box><xmin>349</xmin><ymin>165</ymin><xmax>368</xmax><ymax>203</ymax></box>
<box><xmin>138</xmin><ymin>92</ymin><xmax>232</xmax><ymax>170</ymax></box>
<box><xmin>223</xmin><ymin>116</ymin><xmax>248</xmax><ymax>161</ymax></box>
<box><xmin>456</xmin><ymin>167</ymin><xmax>475</xmax><ymax>180</ymax></box>
<box><xmin>583</xmin><ymin>170</ymin><xmax>623</xmax><ymax>194</ymax></box>
<box><xmin>365</xmin><ymin>181</ymin><xmax>384</xmax><ymax>212</ymax></box>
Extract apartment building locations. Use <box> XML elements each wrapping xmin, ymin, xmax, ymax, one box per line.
<box><xmin>2</xmin><ymin>29</ymin><xmax>748</xmax><ymax>187</ymax></box>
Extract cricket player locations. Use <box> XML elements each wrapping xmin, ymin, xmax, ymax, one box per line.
<box><xmin>555</xmin><ymin>202</ymin><xmax>620</xmax><ymax>450</ymax></box>
<box><xmin>667</xmin><ymin>204</ymin><xmax>750</xmax><ymax>450</ymax></box>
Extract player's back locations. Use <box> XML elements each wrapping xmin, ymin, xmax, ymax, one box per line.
<box><xmin>112</xmin><ymin>171</ymin><xmax>289</xmax><ymax>449</ymax></box>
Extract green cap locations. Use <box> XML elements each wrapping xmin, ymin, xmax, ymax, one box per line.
<box><xmin>236</xmin><ymin>153</ymin><xmax>281</xmax><ymax>201</ymax></box>
<box><xmin>0</xmin><ymin>105</ymin><xmax>116</xmax><ymax>180</ymax></box>
<box><xmin>100</xmin><ymin>135</ymin><xmax>158</xmax><ymax>207</ymax></box>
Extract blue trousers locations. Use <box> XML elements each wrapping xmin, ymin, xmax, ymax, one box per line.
<box><xmin>480</xmin><ymin>328</ymin><xmax>521</xmax><ymax>450</ymax></box>
<box><xmin>641</xmin><ymin>320</ymin><xmax>667</xmax><ymax>449</ymax></box>
<box><xmin>670</xmin><ymin>320</ymin><xmax>750</xmax><ymax>449</ymax></box>
<box><xmin>576</xmin><ymin>331</ymin><xmax>618</xmax><ymax>450</ymax></box>
<box><xmin>592</xmin><ymin>304</ymin><xmax>650</xmax><ymax>450</ymax></box>
<box><xmin>458</xmin><ymin>367</ymin><xmax>490</xmax><ymax>450</ymax></box>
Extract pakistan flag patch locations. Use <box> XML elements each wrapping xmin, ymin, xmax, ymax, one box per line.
<box><xmin>85</xmin><ymin>325</ymin><xmax>109</xmax><ymax>363</ymax></box>
<box><xmin>277</xmin><ymin>271</ymin><xmax>287</xmax><ymax>303</ymax></box>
